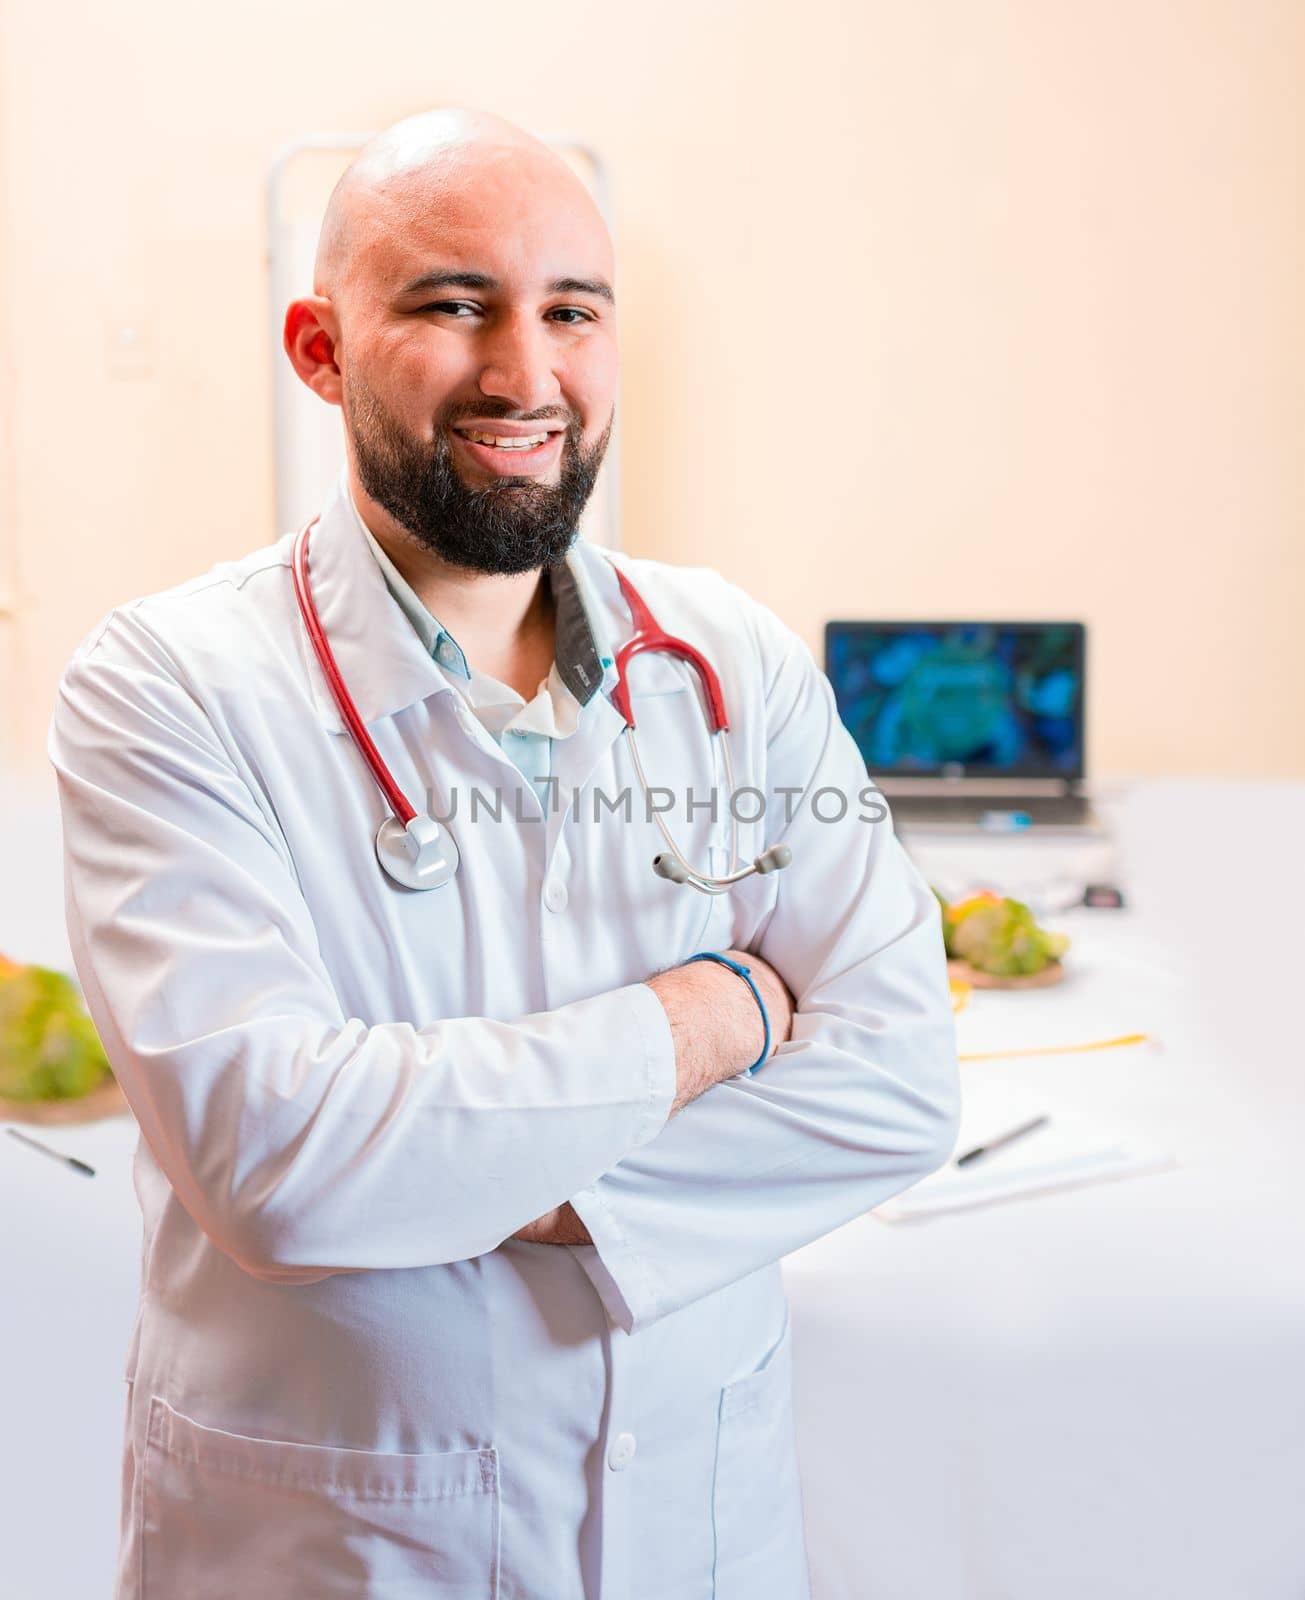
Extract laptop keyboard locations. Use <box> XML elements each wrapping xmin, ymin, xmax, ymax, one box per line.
<box><xmin>887</xmin><ymin>794</ymin><xmax>1096</xmax><ymax>827</ymax></box>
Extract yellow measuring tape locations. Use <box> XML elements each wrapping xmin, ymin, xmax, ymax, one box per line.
<box><xmin>959</xmin><ymin>1033</ymin><xmax>1150</xmax><ymax>1062</ymax></box>
<box><xmin>948</xmin><ymin>979</ymin><xmax>1151</xmax><ymax>1062</ymax></box>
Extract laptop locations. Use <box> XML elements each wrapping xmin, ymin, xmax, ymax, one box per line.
<box><xmin>823</xmin><ymin>620</ymin><xmax>1103</xmax><ymax>833</ymax></box>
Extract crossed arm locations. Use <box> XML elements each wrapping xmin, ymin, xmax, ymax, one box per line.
<box><xmin>512</xmin><ymin>950</ymin><xmax>796</xmax><ymax>1243</ymax></box>
<box><xmin>512</xmin><ymin>949</ymin><xmax>796</xmax><ymax>1244</ymax></box>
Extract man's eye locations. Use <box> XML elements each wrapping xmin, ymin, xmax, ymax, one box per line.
<box><xmin>415</xmin><ymin>302</ymin><xmax>593</xmax><ymax>323</ymax></box>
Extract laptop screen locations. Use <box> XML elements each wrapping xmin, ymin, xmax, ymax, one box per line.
<box><xmin>824</xmin><ymin>622</ymin><xmax>1086</xmax><ymax>780</ymax></box>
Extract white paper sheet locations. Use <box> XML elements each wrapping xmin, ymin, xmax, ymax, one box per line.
<box><xmin>876</xmin><ymin>1098</ymin><xmax>1177</xmax><ymax>1220</ymax></box>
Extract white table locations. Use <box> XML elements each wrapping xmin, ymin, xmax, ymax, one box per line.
<box><xmin>3</xmin><ymin>777</ymin><xmax>1302</xmax><ymax>1597</ymax></box>
<box><xmin>1</xmin><ymin>778</ymin><xmax>143</xmax><ymax>1600</ymax></box>
<box><xmin>784</xmin><ymin>780</ymin><xmax>1305</xmax><ymax>1598</ymax></box>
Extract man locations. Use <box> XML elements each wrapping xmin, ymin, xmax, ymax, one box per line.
<box><xmin>48</xmin><ymin>108</ymin><xmax>960</xmax><ymax>1599</ymax></box>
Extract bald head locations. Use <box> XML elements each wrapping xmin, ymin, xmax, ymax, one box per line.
<box><xmin>314</xmin><ymin>107</ymin><xmax>611</xmax><ymax>301</ymax></box>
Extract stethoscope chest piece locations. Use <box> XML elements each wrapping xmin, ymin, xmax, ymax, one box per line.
<box><xmin>375</xmin><ymin>813</ymin><xmax>460</xmax><ymax>891</ymax></box>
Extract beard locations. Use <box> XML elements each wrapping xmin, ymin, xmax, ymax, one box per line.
<box><xmin>345</xmin><ymin>371</ymin><xmax>612</xmax><ymax>577</ymax></box>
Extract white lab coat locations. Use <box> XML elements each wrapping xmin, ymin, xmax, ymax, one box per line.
<box><xmin>48</xmin><ymin>481</ymin><xmax>961</xmax><ymax>1600</ymax></box>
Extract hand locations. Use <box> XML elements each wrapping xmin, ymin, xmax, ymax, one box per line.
<box><xmin>510</xmin><ymin>1202</ymin><xmax>593</xmax><ymax>1246</ymax></box>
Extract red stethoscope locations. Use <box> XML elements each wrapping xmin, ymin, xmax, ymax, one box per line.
<box><xmin>292</xmin><ymin>517</ymin><xmax>792</xmax><ymax>892</ymax></box>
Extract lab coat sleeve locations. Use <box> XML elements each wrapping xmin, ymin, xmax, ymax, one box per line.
<box><xmin>47</xmin><ymin>614</ymin><xmax>675</xmax><ymax>1284</ymax></box>
<box><xmin>567</xmin><ymin>590</ymin><xmax>962</xmax><ymax>1334</ymax></box>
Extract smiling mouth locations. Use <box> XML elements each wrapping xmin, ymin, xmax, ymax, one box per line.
<box><xmin>448</xmin><ymin>426</ymin><xmax>565</xmax><ymax>473</ymax></box>
<box><xmin>453</xmin><ymin>427</ymin><xmax>558</xmax><ymax>451</ymax></box>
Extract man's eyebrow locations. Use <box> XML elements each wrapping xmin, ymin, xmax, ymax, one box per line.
<box><xmin>548</xmin><ymin>276</ymin><xmax>615</xmax><ymax>303</ymax></box>
<box><xmin>398</xmin><ymin>270</ymin><xmax>615</xmax><ymax>303</ymax></box>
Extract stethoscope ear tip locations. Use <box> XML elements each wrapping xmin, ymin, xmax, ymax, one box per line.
<box><xmin>652</xmin><ymin>853</ymin><xmax>692</xmax><ymax>884</ymax></box>
<box><xmin>654</xmin><ymin>843</ymin><xmax>791</xmax><ymax>891</ymax></box>
<box><xmin>754</xmin><ymin>844</ymin><xmax>792</xmax><ymax>874</ymax></box>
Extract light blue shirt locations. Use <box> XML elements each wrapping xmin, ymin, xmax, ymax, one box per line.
<box><xmin>348</xmin><ymin>494</ymin><xmax>615</xmax><ymax>812</ymax></box>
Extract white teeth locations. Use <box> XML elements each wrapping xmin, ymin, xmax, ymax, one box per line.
<box><xmin>458</xmin><ymin>429</ymin><xmax>550</xmax><ymax>450</ymax></box>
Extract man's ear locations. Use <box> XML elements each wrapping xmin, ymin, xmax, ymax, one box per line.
<box><xmin>284</xmin><ymin>298</ymin><xmax>343</xmax><ymax>404</ymax></box>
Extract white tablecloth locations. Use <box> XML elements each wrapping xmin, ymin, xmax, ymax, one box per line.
<box><xmin>784</xmin><ymin>780</ymin><xmax>1305</xmax><ymax>1598</ymax></box>
<box><xmin>1</xmin><ymin>779</ymin><xmax>143</xmax><ymax>1600</ymax></box>
<box><xmin>3</xmin><ymin>777</ymin><xmax>1302</xmax><ymax>1597</ymax></box>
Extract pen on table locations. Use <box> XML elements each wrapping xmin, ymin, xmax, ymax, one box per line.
<box><xmin>5</xmin><ymin>1126</ymin><xmax>97</xmax><ymax>1177</ymax></box>
<box><xmin>954</xmin><ymin>1114</ymin><xmax>1050</xmax><ymax>1169</ymax></box>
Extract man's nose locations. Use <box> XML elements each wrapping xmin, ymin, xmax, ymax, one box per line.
<box><xmin>476</xmin><ymin>311</ymin><xmax>562</xmax><ymax>412</ymax></box>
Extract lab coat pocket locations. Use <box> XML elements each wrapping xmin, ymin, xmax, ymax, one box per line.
<box><xmin>140</xmin><ymin>1394</ymin><xmax>500</xmax><ymax>1599</ymax></box>
<box><xmin>711</xmin><ymin>1308</ymin><xmax>810</xmax><ymax>1599</ymax></box>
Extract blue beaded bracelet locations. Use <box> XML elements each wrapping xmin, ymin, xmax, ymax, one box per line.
<box><xmin>684</xmin><ymin>952</ymin><xmax>771</xmax><ymax>1075</ymax></box>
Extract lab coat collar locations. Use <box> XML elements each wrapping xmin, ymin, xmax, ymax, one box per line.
<box><xmin>298</xmin><ymin>482</ymin><xmax>454</xmax><ymax>735</ymax></box>
<box><xmin>347</xmin><ymin>487</ymin><xmax>619</xmax><ymax>710</ymax></box>
<box><xmin>298</xmin><ymin>480</ymin><xmax>686</xmax><ymax>735</ymax></box>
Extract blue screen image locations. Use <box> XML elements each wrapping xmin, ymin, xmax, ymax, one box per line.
<box><xmin>826</xmin><ymin>624</ymin><xmax>1082</xmax><ymax>776</ymax></box>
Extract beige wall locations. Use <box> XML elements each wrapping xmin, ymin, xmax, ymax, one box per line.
<box><xmin>1</xmin><ymin>0</ymin><xmax>1302</xmax><ymax>777</ymax></box>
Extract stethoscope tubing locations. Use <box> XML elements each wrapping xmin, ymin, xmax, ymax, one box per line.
<box><xmin>292</xmin><ymin>516</ymin><xmax>417</xmax><ymax>826</ymax></box>
<box><xmin>623</xmin><ymin>723</ymin><xmax>742</xmax><ymax>892</ymax></box>
<box><xmin>292</xmin><ymin>515</ymin><xmax>789</xmax><ymax>893</ymax></box>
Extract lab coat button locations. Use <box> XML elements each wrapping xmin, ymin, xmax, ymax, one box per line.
<box><xmin>437</xmin><ymin>640</ymin><xmax>460</xmax><ymax>669</ymax></box>
<box><xmin>607</xmin><ymin>1432</ymin><xmax>637</xmax><ymax>1471</ymax></box>
<box><xmin>543</xmin><ymin>878</ymin><xmax>568</xmax><ymax>913</ymax></box>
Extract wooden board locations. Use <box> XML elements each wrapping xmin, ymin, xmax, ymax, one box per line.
<box><xmin>0</xmin><ymin>1077</ymin><xmax>131</xmax><ymax>1125</ymax></box>
<box><xmin>946</xmin><ymin>958</ymin><xmax>1066</xmax><ymax>990</ymax></box>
